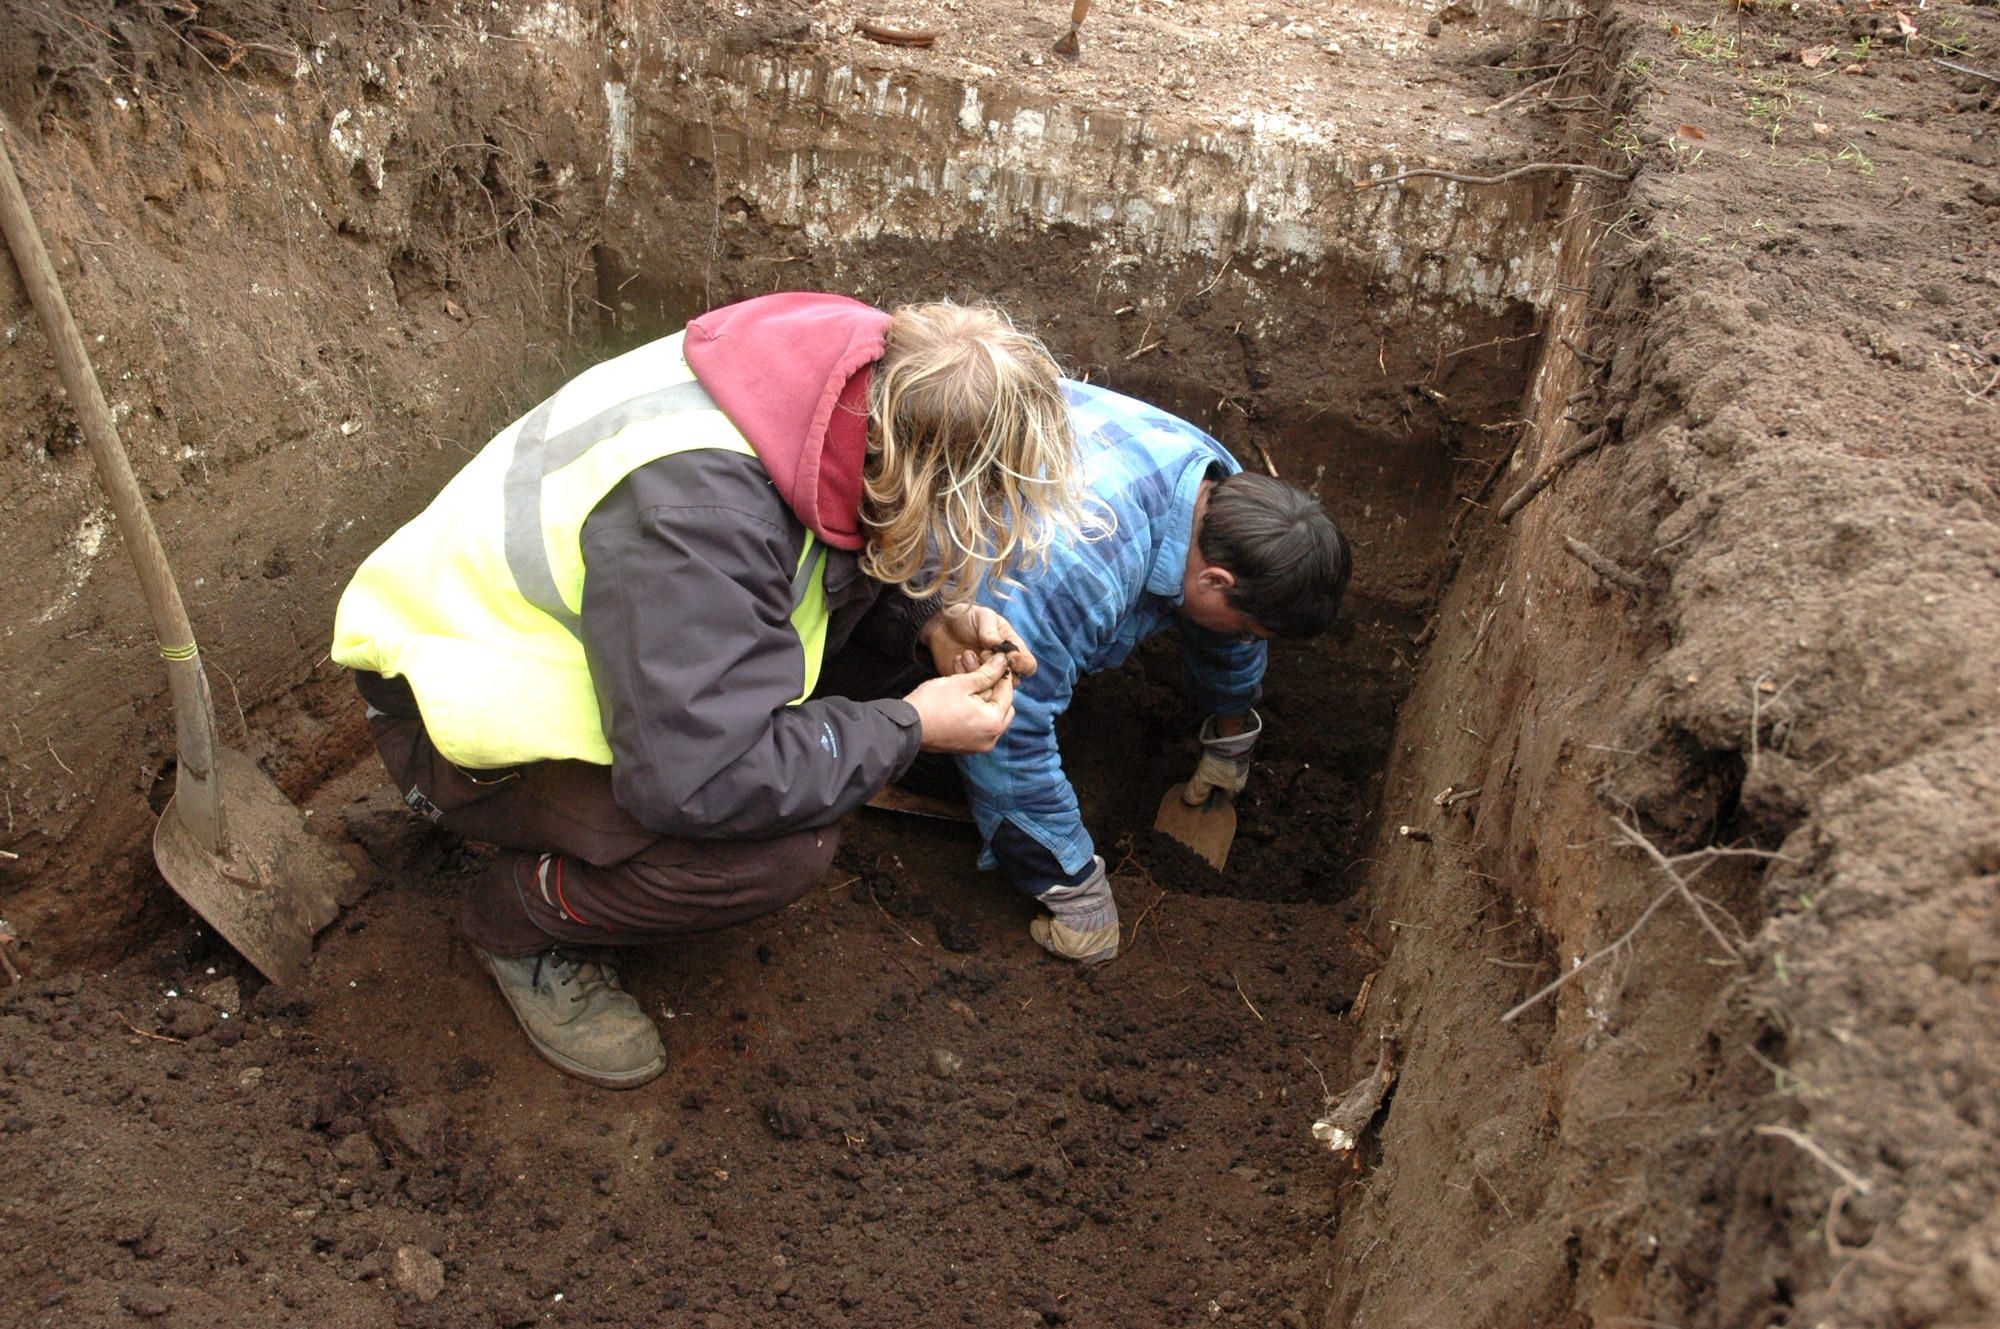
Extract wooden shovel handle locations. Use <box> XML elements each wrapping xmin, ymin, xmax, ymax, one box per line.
<box><xmin>0</xmin><ymin>125</ymin><xmax>223</xmax><ymax>848</ymax></box>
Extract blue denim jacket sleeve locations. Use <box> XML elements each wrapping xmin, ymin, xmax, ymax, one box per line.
<box><xmin>954</xmin><ymin>381</ymin><xmax>1266</xmax><ymax>889</ymax></box>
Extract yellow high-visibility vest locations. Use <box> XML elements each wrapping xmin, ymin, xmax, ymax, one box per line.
<box><xmin>332</xmin><ymin>332</ymin><xmax>830</xmax><ymax>769</ymax></box>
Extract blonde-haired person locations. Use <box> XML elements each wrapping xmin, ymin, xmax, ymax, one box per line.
<box><xmin>332</xmin><ymin>292</ymin><xmax>1079</xmax><ymax>1089</ymax></box>
<box><xmin>864</xmin><ymin>300</ymin><xmax>1078</xmax><ymax>598</ymax></box>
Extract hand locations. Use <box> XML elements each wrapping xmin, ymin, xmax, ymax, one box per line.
<box><xmin>922</xmin><ymin>603</ymin><xmax>1037</xmax><ymax>680</ymax></box>
<box><xmin>906</xmin><ymin>655</ymin><xmax>1017</xmax><ymax>753</ymax></box>
<box><xmin>1182</xmin><ymin>711</ymin><xmax>1262</xmax><ymax>804</ymax></box>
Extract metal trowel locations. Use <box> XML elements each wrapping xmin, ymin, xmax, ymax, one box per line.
<box><xmin>1</xmin><ymin>128</ymin><xmax>355</xmax><ymax>987</ymax></box>
<box><xmin>865</xmin><ymin>783</ymin><xmax>975</xmax><ymax>823</ymax></box>
<box><xmin>1154</xmin><ymin>783</ymin><xmax>1236</xmax><ymax>870</ymax></box>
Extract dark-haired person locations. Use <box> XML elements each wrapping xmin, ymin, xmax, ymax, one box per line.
<box><xmin>939</xmin><ymin>383</ymin><xmax>1350</xmax><ymax>965</ymax></box>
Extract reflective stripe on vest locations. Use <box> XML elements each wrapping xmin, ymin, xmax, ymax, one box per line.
<box><xmin>331</xmin><ymin>332</ymin><xmax>833</xmax><ymax>770</ymax></box>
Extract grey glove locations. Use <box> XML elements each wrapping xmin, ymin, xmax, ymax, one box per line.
<box><xmin>1030</xmin><ymin>856</ymin><xmax>1119</xmax><ymax>964</ymax></box>
<box><xmin>1183</xmin><ymin>710</ymin><xmax>1262</xmax><ymax>805</ymax></box>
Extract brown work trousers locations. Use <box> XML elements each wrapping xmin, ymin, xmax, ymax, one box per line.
<box><xmin>368</xmin><ymin>714</ymin><xmax>838</xmax><ymax>956</ymax></box>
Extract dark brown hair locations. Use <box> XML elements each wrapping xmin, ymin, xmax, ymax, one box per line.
<box><xmin>1197</xmin><ymin>472</ymin><xmax>1350</xmax><ymax>639</ymax></box>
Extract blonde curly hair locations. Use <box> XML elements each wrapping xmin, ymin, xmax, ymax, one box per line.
<box><xmin>860</xmin><ymin>301</ymin><xmax>1089</xmax><ymax>602</ymax></box>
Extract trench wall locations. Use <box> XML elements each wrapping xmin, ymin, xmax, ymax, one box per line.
<box><xmin>1317</xmin><ymin>11</ymin><xmax>2000</xmax><ymax>1320</ymax></box>
<box><xmin>1313</xmin><ymin>172</ymin><xmax>1721</xmax><ymax>1327</ymax></box>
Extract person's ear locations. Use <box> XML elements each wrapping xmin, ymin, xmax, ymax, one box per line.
<box><xmin>1197</xmin><ymin>565</ymin><xmax>1237</xmax><ymax>593</ymax></box>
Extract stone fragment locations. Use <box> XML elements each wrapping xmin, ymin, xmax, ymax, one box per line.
<box><xmin>196</xmin><ymin>976</ymin><xmax>241</xmax><ymax>1015</ymax></box>
<box><xmin>390</xmin><ymin>1245</ymin><xmax>445</xmax><ymax>1302</ymax></box>
<box><xmin>372</xmin><ymin>1103</ymin><xmax>441</xmax><ymax>1161</ymax></box>
<box><xmin>118</xmin><ymin>1285</ymin><xmax>172</xmax><ymax>1317</ymax></box>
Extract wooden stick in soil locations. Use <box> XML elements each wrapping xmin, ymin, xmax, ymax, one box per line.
<box><xmin>114</xmin><ymin>1011</ymin><xmax>184</xmax><ymax>1043</ymax></box>
<box><xmin>1124</xmin><ymin>888</ymin><xmax>1168</xmax><ymax>952</ymax></box>
<box><xmin>1357</xmin><ymin>161</ymin><xmax>1635</xmax><ymax>190</ymax></box>
<box><xmin>1231</xmin><ymin>970</ymin><xmax>1265</xmax><ymax>1022</ymax></box>
<box><xmin>1558</xmin><ymin>332</ymin><xmax>1607</xmax><ymax>368</ymax></box>
<box><xmin>855</xmin><ymin>19</ymin><xmax>939</xmax><ymax>47</ymax></box>
<box><xmin>1500</xmin><ymin>881</ymin><xmax>1677</xmax><ymax>1022</ymax></box>
<box><xmin>1468</xmin><ymin>72</ymin><xmax>1565</xmax><ymax>117</ymax></box>
<box><xmin>1496</xmin><ymin>427</ymin><xmax>1608</xmax><ymax>522</ymax></box>
<box><xmin>1752</xmin><ymin>1124</ymin><xmax>1873</xmax><ymax>1194</ymax></box>
<box><xmin>1562</xmin><ymin>535</ymin><xmax>1647</xmax><ymax>594</ymax></box>
<box><xmin>1501</xmin><ymin>824</ymin><xmax>1743</xmax><ymax>1022</ymax></box>
<box><xmin>866</xmin><ymin>884</ymin><xmax>926</xmax><ymax>948</ymax></box>
<box><xmin>1610</xmin><ymin>817</ymin><xmax>1742</xmax><ymax>959</ymax></box>
<box><xmin>1932</xmin><ymin>56</ymin><xmax>2000</xmax><ymax>85</ymax></box>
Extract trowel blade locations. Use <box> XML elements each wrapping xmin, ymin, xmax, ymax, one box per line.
<box><xmin>1154</xmin><ymin>782</ymin><xmax>1236</xmax><ymax>871</ymax></box>
<box><xmin>153</xmin><ymin>747</ymin><xmax>355</xmax><ymax>988</ymax></box>
<box><xmin>864</xmin><ymin>783</ymin><xmax>976</xmax><ymax>823</ymax></box>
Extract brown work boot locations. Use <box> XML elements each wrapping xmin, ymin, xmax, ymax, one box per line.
<box><xmin>474</xmin><ymin>946</ymin><xmax>665</xmax><ymax>1089</ymax></box>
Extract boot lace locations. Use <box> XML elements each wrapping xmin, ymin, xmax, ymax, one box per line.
<box><xmin>531</xmin><ymin>951</ymin><xmax>621</xmax><ymax>1003</ymax></box>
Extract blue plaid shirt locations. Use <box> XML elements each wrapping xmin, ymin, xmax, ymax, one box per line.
<box><xmin>957</xmin><ymin>381</ymin><xmax>1266</xmax><ymax>889</ymax></box>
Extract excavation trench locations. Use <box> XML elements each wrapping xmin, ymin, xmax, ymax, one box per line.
<box><xmin>599</xmin><ymin>237</ymin><xmax>1498</xmax><ymax>910</ymax></box>
<box><xmin>0</xmin><ymin>13</ymin><xmax>1675</xmax><ymax>1328</ymax></box>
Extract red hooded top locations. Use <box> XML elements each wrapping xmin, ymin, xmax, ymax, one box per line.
<box><xmin>683</xmin><ymin>292</ymin><xmax>891</xmax><ymax>552</ymax></box>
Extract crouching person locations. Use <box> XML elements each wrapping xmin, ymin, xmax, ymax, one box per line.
<box><xmin>331</xmin><ymin>293</ymin><xmax>1080</xmax><ymax>1087</ymax></box>
<box><xmin>949</xmin><ymin>383</ymin><xmax>1350</xmax><ymax>964</ymax></box>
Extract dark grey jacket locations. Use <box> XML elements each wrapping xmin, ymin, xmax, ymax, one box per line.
<box><xmin>578</xmin><ymin>448</ymin><xmax>929</xmax><ymax>839</ymax></box>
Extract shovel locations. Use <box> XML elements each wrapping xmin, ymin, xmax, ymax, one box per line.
<box><xmin>1154</xmin><ymin>783</ymin><xmax>1236</xmax><ymax>870</ymax></box>
<box><xmin>1052</xmin><ymin>0</ymin><xmax>1091</xmax><ymax>57</ymax></box>
<box><xmin>0</xmin><ymin>129</ymin><xmax>354</xmax><ymax>987</ymax></box>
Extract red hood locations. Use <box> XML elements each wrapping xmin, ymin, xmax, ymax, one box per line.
<box><xmin>684</xmin><ymin>293</ymin><xmax>890</xmax><ymax>551</ymax></box>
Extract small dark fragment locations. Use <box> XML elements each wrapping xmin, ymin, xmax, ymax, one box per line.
<box><xmin>932</xmin><ymin>910</ymin><xmax>980</xmax><ymax>952</ymax></box>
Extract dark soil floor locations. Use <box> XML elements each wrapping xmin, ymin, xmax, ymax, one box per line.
<box><xmin>0</xmin><ymin>819</ymin><xmax>1372</xmax><ymax>1329</ymax></box>
<box><xmin>0</xmin><ymin>641</ymin><xmax>1398</xmax><ymax>1328</ymax></box>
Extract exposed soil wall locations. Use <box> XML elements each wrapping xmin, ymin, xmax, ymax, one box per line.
<box><xmin>1318</xmin><ymin>4</ymin><xmax>2000</xmax><ymax>1325</ymax></box>
<box><xmin>0</xmin><ymin>0</ymin><xmax>620</xmax><ymax>960</ymax></box>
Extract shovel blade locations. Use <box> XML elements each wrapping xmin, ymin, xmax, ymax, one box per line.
<box><xmin>1154</xmin><ymin>783</ymin><xmax>1236</xmax><ymax>871</ymax></box>
<box><xmin>153</xmin><ymin>747</ymin><xmax>356</xmax><ymax>988</ymax></box>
